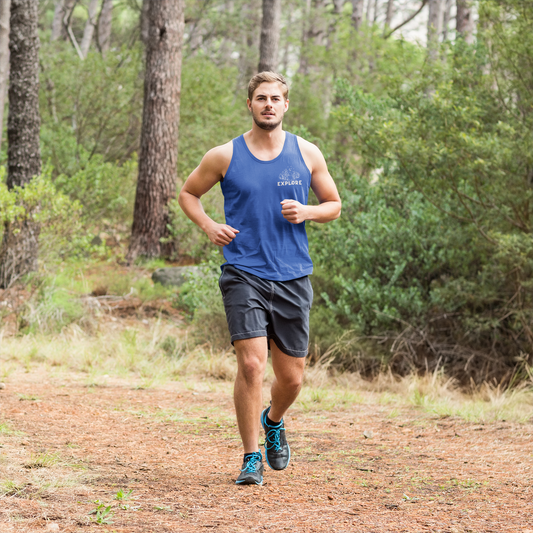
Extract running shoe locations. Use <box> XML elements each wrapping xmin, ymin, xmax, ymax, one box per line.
<box><xmin>261</xmin><ymin>406</ymin><xmax>290</xmax><ymax>470</ymax></box>
<box><xmin>235</xmin><ymin>451</ymin><xmax>264</xmax><ymax>485</ymax></box>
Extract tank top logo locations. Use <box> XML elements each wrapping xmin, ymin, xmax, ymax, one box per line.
<box><xmin>277</xmin><ymin>167</ymin><xmax>302</xmax><ymax>186</ymax></box>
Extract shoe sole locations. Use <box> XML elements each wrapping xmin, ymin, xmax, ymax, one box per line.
<box><xmin>261</xmin><ymin>408</ymin><xmax>291</xmax><ymax>471</ymax></box>
<box><xmin>235</xmin><ymin>477</ymin><xmax>263</xmax><ymax>486</ymax></box>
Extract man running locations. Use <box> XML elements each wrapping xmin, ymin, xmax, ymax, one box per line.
<box><xmin>178</xmin><ymin>72</ymin><xmax>341</xmax><ymax>485</ymax></box>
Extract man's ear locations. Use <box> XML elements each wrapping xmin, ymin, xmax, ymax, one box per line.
<box><xmin>246</xmin><ymin>98</ymin><xmax>252</xmax><ymax>112</ymax></box>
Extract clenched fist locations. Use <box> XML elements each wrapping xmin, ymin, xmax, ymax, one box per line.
<box><xmin>206</xmin><ymin>223</ymin><xmax>239</xmax><ymax>246</ymax></box>
<box><xmin>281</xmin><ymin>199</ymin><xmax>308</xmax><ymax>224</ymax></box>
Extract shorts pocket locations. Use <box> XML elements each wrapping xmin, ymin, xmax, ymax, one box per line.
<box><xmin>307</xmin><ymin>277</ymin><xmax>314</xmax><ymax>309</ymax></box>
<box><xmin>218</xmin><ymin>269</ymin><xmax>227</xmax><ymax>299</ymax></box>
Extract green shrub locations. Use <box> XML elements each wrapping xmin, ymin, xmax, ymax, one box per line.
<box><xmin>0</xmin><ymin>167</ymin><xmax>99</xmax><ymax>265</ymax></box>
<box><xmin>177</xmin><ymin>251</ymin><xmax>229</xmax><ymax>349</ymax></box>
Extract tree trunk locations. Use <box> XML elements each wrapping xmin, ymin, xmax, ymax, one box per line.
<box><xmin>0</xmin><ymin>0</ymin><xmax>10</xmax><ymax>155</ymax></box>
<box><xmin>297</xmin><ymin>0</ymin><xmax>311</xmax><ymax>74</ymax></box>
<box><xmin>442</xmin><ymin>0</ymin><xmax>452</xmax><ymax>41</ymax></box>
<box><xmin>427</xmin><ymin>0</ymin><xmax>443</xmax><ymax>61</ymax></box>
<box><xmin>365</xmin><ymin>0</ymin><xmax>372</xmax><ymax>22</ymax></box>
<box><xmin>0</xmin><ymin>0</ymin><xmax>41</xmax><ymax>288</ymax></box>
<box><xmin>80</xmin><ymin>0</ymin><xmax>99</xmax><ymax>57</ymax></box>
<box><xmin>141</xmin><ymin>0</ymin><xmax>150</xmax><ymax>45</ymax></box>
<box><xmin>373</xmin><ymin>0</ymin><xmax>379</xmax><ymax>22</ymax></box>
<box><xmin>258</xmin><ymin>0</ymin><xmax>281</xmax><ymax>72</ymax></box>
<box><xmin>384</xmin><ymin>0</ymin><xmax>394</xmax><ymax>28</ymax></box>
<box><xmin>456</xmin><ymin>0</ymin><xmax>474</xmax><ymax>44</ymax></box>
<box><xmin>50</xmin><ymin>0</ymin><xmax>74</xmax><ymax>42</ymax></box>
<box><xmin>127</xmin><ymin>0</ymin><xmax>185</xmax><ymax>262</ymax></box>
<box><xmin>351</xmin><ymin>0</ymin><xmax>363</xmax><ymax>30</ymax></box>
<box><xmin>97</xmin><ymin>0</ymin><xmax>113</xmax><ymax>55</ymax></box>
<box><xmin>332</xmin><ymin>0</ymin><xmax>344</xmax><ymax>14</ymax></box>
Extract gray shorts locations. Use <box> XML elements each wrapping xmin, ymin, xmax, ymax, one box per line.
<box><xmin>218</xmin><ymin>265</ymin><xmax>313</xmax><ymax>358</ymax></box>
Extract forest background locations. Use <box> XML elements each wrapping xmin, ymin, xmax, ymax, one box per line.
<box><xmin>0</xmin><ymin>0</ymin><xmax>532</xmax><ymax>389</ymax></box>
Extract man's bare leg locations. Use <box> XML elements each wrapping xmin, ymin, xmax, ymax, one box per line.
<box><xmin>233</xmin><ymin>337</ymin><xmax>268</xmax><ymax>453</ymax></box>
<box><xmin>268</xmin><ymin>339</ymin><xmax>306</xmax><ymax>423</ymax></box>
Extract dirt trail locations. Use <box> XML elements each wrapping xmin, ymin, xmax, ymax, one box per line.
<box><xmin>1</xmin><ymin>370</ymin><xmax>532</xmax><ymax>533</ymax></box>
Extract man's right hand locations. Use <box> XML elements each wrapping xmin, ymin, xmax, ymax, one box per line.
<box><xmin>206</xmin><ymin>223</ymin><xmax>239</xmax><ymax>246</ymax></box>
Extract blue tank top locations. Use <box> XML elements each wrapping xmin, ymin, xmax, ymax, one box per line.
<box><xmin>220</xmin><ymin>132</ymin><xmax>313</xmax><ymax>281</ymax></box>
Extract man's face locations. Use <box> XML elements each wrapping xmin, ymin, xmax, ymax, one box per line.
<box><xmin>247</xmin><ymin>82</ymin><xmax>289</xmax><ymax>131</ymax></box>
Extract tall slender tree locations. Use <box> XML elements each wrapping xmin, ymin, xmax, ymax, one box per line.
<box><xmin>97</xmin><ymin>0</ymin><xmax>113</xmax><ymax>55</ymax></box>
<box><xmin>384</xmin><ymin>0</ymin><xmax>394</xmax><ymax>28</ymax></box>
<box><xmin>127</xmin><ymin>0</ymin><xmax>185</xmax><ymax>262</ymax></box>
<box><xmin>51</xmin><ymin>0</ymin><xmax>74</xmax><ymax>42</ymax></box>
<box><xmin>441</xmin><ymin>0</ymin><xmax>453</xmax><ymax>41</ymax></box>
<box><xmin>351</xmin><ymin>0</ymin><xmax>364</xmax><ymax>30</ymax></box>
<box><xmin>80</xmin><ymin>0</ymin><xmax>100</xmax><ymax>57</ymax></box>
<box><xmin>0</xmin><ymin>0</ymin><xmax>10</xmax><ymax>154</ymax></box>
<box><xmin>258</xmin><ymin>0</ymin><xmax>281</xmax><ymax>72</ymax></box>
<box><xmin>456</xmin><ymin>0</ymin><xmax>474</xmax><ymax>44</ymax></box>
<box><xmin>427</xmin><ymin>0</ymin><xmax>443</xmax><ymax>61</ymax></box>
<box><xmin>0</xmin><ymin>0</ymin><xmax>41</xmax><ymax>288</ymax></box>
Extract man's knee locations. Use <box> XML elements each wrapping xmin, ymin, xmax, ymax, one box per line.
<box><xmin>235</xmin><ymin>338</ymin><xmax>268</xmax><ymax>384</ymax></box>
<box><xmin>238</xmin><ymin>356</ymin><xmax>265</xmax><ymax>383</ymax></box>
<box><xmin>276</xmin><ymin>370</ymin><xmax>304</xmax><ymax>391</ymax></box>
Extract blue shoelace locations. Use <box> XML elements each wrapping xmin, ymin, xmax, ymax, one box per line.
<box><xmin>242</xmin><ymin>452</ymin><xmax>262</xmax><ymax>473</ymax></box>
<box><xmin>265</xmin><ymin>424</ymin><xmax>284</xmax><ymax>452</ymax></box>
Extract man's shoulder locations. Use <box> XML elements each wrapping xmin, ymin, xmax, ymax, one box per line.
<box><xmin>293</xmin><ymin>134</ymin><xmax>325</xmax><ymax>173</ymax></box>
<box><xmin>202</xmin><ymin>139</ymin><xmax>235</xmax><ymax>173</ymax></box>
<box><xmin>294</xmin><ymin>134</ymin><xmax>321</xmax><ymax>156</ymax></box>
<box><xmin>207</xmin><ymin>139</ymin><xmax>234</xmax><ymax>158</ymax></box>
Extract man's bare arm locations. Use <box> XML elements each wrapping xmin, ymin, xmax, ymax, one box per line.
<box><xmin>178</xmin><ymin>143</ymin><xmax>239</xmax><ymax>246</ymax></box>
<box><xmin>281</xmin><ymin>139</ymin><xmax>341</xmax><ymax>225</ymax></box>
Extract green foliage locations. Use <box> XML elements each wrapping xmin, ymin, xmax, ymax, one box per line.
<box><xmin>89</xmin><ymin>501</ymin><xmax>114</xmax><ymax>525</ymax></box>
<box><xmin>115</xmin><ymin>488</ymin><xmax>133</xmax><ymax>501</ymax></box>
<box><xmin>312</xmin><ymin>14</ymin><xmax>533</xmax><ymax>380</ymax></box>
<box><xmin>0</xmin><ymin>168</ymin><xmax>98</xmax><ymax>264</ymax></box>
<box><xmin>40</xmin><ymin>43</ymin><xmax>144</xmax><ymax>173</ymax></box>
<box><xmin>177</xmin><ymin>251</ymin><xmax>229</xmax><ymax>349</ymax></box>
<box><xmin>22</xmin><ymin>281</ymin><xmax>86</xmax><ymax>335</ymax></box>
<box><xmin>52</xmin><ymin>152</ymin><xmax>137</xmax><ymax>228</ymax></box>
<box><xmin>178</xmin><ymin>56</ymin><xmax>249</xmax><ymax>180</ymax></box>
<box><xmin>309</xmin><ymin>174</ymin><xmax>484</xmax><ymax>333</ymax></box>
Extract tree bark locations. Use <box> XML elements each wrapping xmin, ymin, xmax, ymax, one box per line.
<box><xmin>365</xmin><ymin>0</ymin><xmax>372</xmax><ymax>22</ymax></box>
<box><xmin>80</xmin><ymin>0</ymin><xmax>99</xmax><ymax>57</ymax></box>
<box><xmin>456</xmin><ymin>0</ymin><xmax>474</xmax><ymax>44</ymax></box>
<box><xmin>297</xmin><ymin>0</ymin><xmax>311</xmax><ymax>74</ymax></box>
<box><xmin>97</xmin><ymin>0</ymin><xmax>113</xmax><ymax>55</ymax></box>
<box><xmin>258</xmin><ymin>0</ymin><xmax>281</xmax><ymax>72</ymax></box>
<box><xmin>50</xmin><ymin>0</ymin><xmax>74</xmax><ymax>42</ymax></box>
<box><xmin>427</xmin><ymin>0</ymin><xmax>443</xmax><ymax>61</ymax></box>
<box><xmin>442</xmin><ymin>0</ymin><xmax>452</xmax><ymax>41</ymax></box>
<box><xmin>127</xmin><ymin>0</ymin><xmax>185</xmax><ymax>262</ymax></box>
<box><xmin>141</xmin><ymin>0</ymin><xmax>150</xmax><ymax>45</ymax></box>
<box><xmin>351</xmin><ymin>0</ymin><xmax>364</xmax><ymax>30</ymax></box>
<box><xmin>0</xmin><ymin>0</ymin><xmax>10</xmax><ymax>155</ymax></box>
<box><xmin>332</xmin><ymin>0</ymin><xmax>344</xmax><ymax>14</ymax></box>
<box><xmin>384</xmin><ymin>0</ymin><xmax>394</xmax><ymax>28</ymax></box>
<box><xmin>0</xmin><ymin>0</ymin><xmax>41</xmax><ymax>288</ymax></box>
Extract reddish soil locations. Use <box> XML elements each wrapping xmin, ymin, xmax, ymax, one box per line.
<box><xmin>1</xmin><ymin>370</ymin><xmax>532</xmax><ymax>533</ymax></box>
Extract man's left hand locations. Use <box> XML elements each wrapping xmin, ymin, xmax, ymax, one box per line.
<box><xmin>281</xmin><ymin>199</ymin><xmax>308</xmax><ymax>224</ymax></box>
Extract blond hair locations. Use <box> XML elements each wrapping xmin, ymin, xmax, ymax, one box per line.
<box><xmin>248</xmin><ymin>72</ymin><xmax>289</xmax><ymax>101</ymax></box>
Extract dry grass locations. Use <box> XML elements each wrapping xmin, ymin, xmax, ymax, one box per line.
<box><xmin>1</xmin><ymin>314</ymin><xmax>532</xmax><ymax>424</ymax></box>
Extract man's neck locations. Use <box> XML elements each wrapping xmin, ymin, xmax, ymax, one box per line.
<box><xmin>246</xmin><ymin>123</ymin><xmax>285</xmax><ymax>147</ymax></box>
<box><xmin>243</xmin><ymin>123</ymin><xmax>286</xmax><ymax>161</ymax></box>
